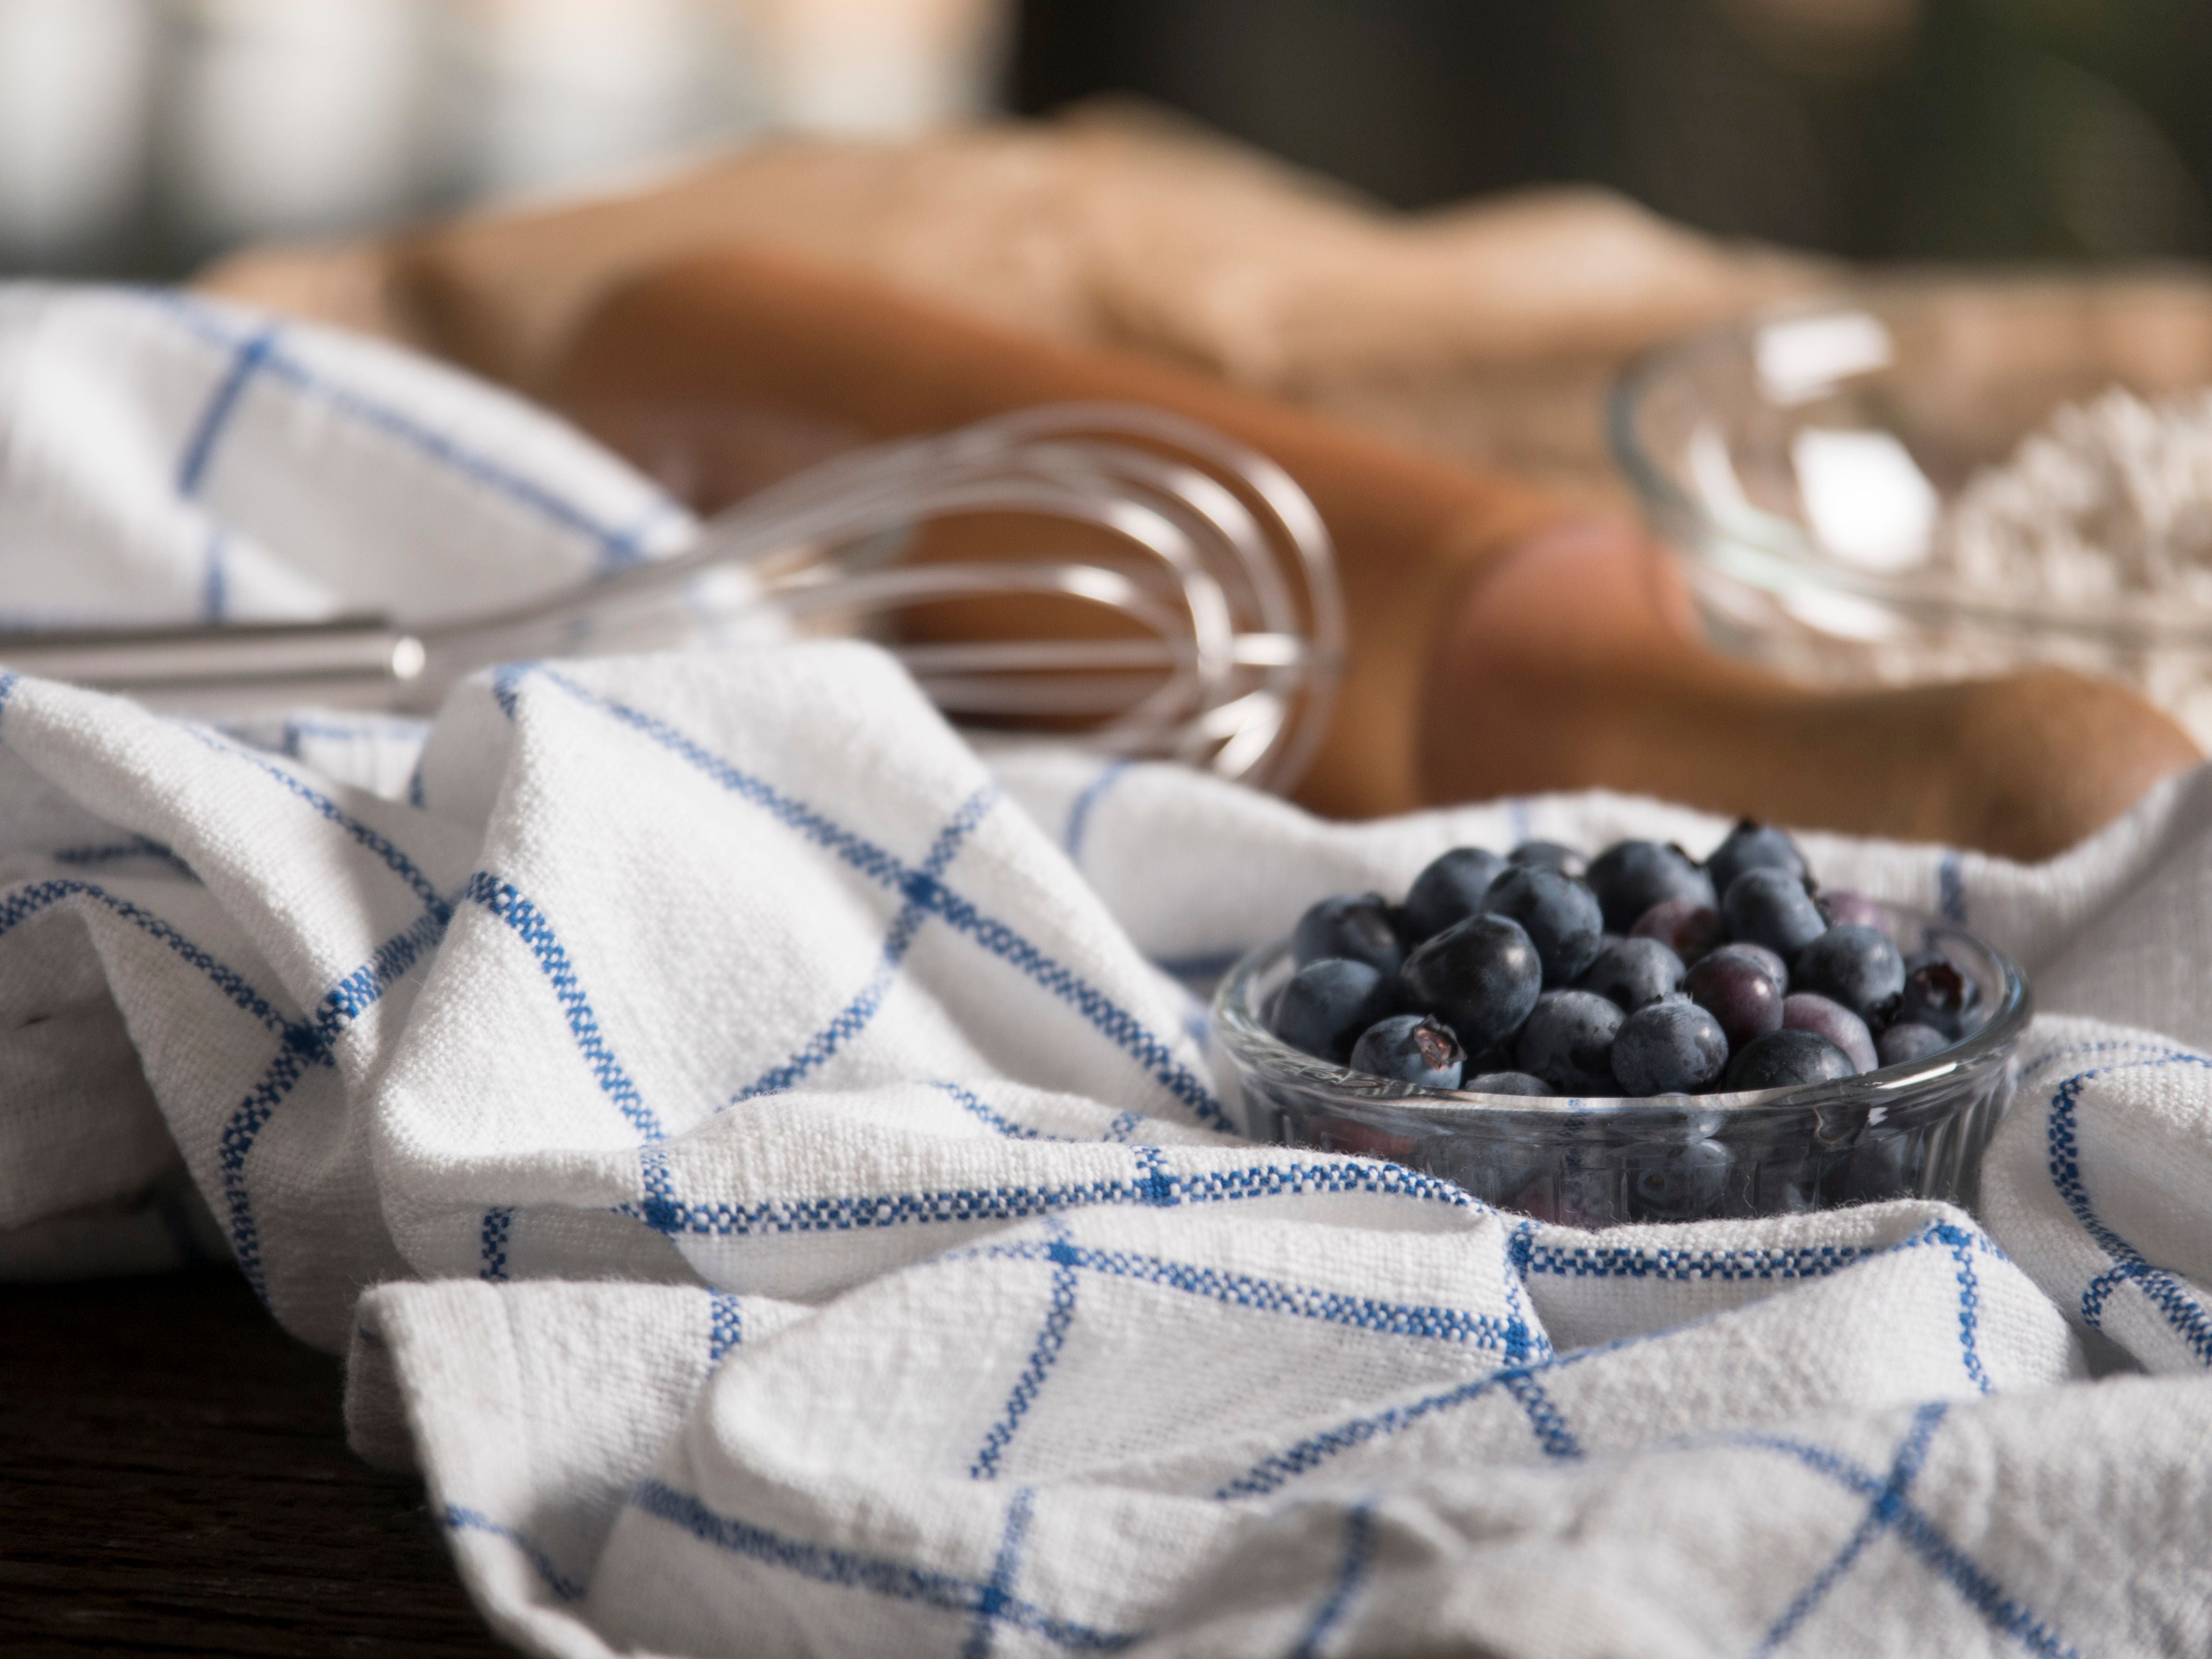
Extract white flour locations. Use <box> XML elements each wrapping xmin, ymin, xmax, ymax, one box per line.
<box><xmin>1753</xmin><ymin>385</ymin><xmax>2212</xmax><ymax>747</ymax></box>
<box><xmin>1935</xmin><ymin>386</ymin><xmax>2212</xmax><ymax>609</ymax></box>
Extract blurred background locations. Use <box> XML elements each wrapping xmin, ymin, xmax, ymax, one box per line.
<box><xmin>2</xmin><ymin>0</ymin><xmax>2207</xmax><ymax>281</ymax></box>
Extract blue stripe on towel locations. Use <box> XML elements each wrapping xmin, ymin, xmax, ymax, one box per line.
<box><xmin>962</xmin><ymin>1487</ymin><xmax>1040</xmax><ymax>1659</ymax></box>
<box><xmin>947</xmin><ymin>1235</ymin><xmax>1535</xmax><ymax>1356</ymax></box>
<box><xmin>443</xmin><ymin>1505</ymin><xmax>589</xmax><ymax>1604</ymax></box>
<box><xmin>479</xmin><ymin>1208</ymin><xmax>513</xmax><ymax>1282</ymax></box>
<box><xmin>1288</xmin><ymin>1502</ymin><xmax>1376</xmax><ymax>1659</ymax></box>
<box><xmin>1751</xmin><ymin>1402</ymin><xmax>1950</xmax><ymax>1656</ymax></box>
<box><xmin>156</xmin><ymin>293</ymin><xmax>674</xmax><ymax>570</ymax></box>
<box><xmin>176</xmin><ymin>325</ymin><xmax>279</xmax><ymax>496</ymax></box>
<box><xmin>972</xmin><ymin>1236</ymin><xmax>1081</xmax><ymax>1481</ymax></box>
<box><xmin>535</xmin><ymin>668</ymin><xmax>1225</xmax><ymax>1128</ymax></box>
<box><xmin>2042</xmin><ymin>1052</ymin><xmax>2212</xmax><ymax>1365</ymax></box>
<box><xmin>1063</xmin><ymin>761</ymin><xmax>1127</xmax><ymax>865</ymax></box>
<box><xmin>622</xmin><ymin>1155</ymin><xmax>1483</xmax><ymax>1247</ymax></box>
<box><xmin>708</xmin><ymin>1292</ymin><xmax>744</xmax><ymax>1365</ymax></box>
<box><xmin>181</xmin><ymin>725</ymin><xmax>451</xmax><ymax>917</ymax></box>
<box><xmin>628</xmin><ymin>1479</ymin><xmax>1138</xmax><ymax>1652</ymax></box>
<box><xmin>462</xmin><ymin>871</ymin><xmax>667</xmax><ymax>1144</ymax></box>
<box><xmin>734</xmin><ymin>785</ymin><xmax>999</xmax><ymax>1101</ymax></box>
<box><xmin>1730</xmin><ymin>1417</ymin><xmax>2082</xmax><ymax>1659</ymax></box>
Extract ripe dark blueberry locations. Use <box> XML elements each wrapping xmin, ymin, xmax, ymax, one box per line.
<box><xmin>1292</xmin><ymin>893</ymin><xmax>1405</xmax><ymax>975</ymax></box>
<box><xmin>1400</xmin><ymin>914</ymin><xmax>1545</xmax><ymax>1052</ymax></box>
<box><xmin>1792</xmin><ymin>924</ymin><xmax>1905</xmax><ymax>1022</ymax></box>
<box><xmin>1724</xmin><ymin>1028</ymin><xmax>1855</xmax><ymax>1091</ymax></box>
<box><xmin>1466</xmin><ymin>1070</ymin><xmax>1553</xmax><ymax>1096</ymax></box>
<box><xmin>1683</xmin><ymin>949</ymin><xmax>1784</xmax><ymax>1052</ymax></box>
<box><xmin>1370</xmin><ymin>970</ymin><xmax>1423</xmax><ymax>1021</ymax></box>
<box><xmin>1611</xmin><ymin>998</ymin><xmax>1730</xmax><ymax>1096</ymax></box>
<box><xmin>1875</xmin><ymin>1022</ymin><xmax>1951</xmax><ymax>1068</ymax></box>
<box><xmin>1629</xmin><ymin>898</ymin><xmax>1724</xmax><ymax>965</ymax></box>
<box><xmin>1720</xmin><ymin>867</ymin><xmax>1828</xmax><ymax>959</ymax></box>
<box><xmin>1781</xmin><ymin>993</ymin><xmax>1875</xmax><ymax>1073</ymax></box>
<box><xmin>1402</xmin><ymin>848</ymin><xmax>1506</xmax><ymax>941</ymax></box>
<box><xmin>1898</xmin><ymin>958</ymin><xmax>1975</xmax><ymax>1038</ymax></box>
<box><xmin>1272</xmin><ymin>959</ymin><xmax>1391</xmax><ymax>1063</ymax></box>
<box><xmin>1508</xmin><ymin>840</ymin><xmax>1588</xmax><ymax>879</ymax></box>
<box><xmin>1513</xmin><ymin>989</ymin><xmax>1623</xmax><ymax>1094</ymax></box>
<box><xmin>1481</xmin><ymin>865</ymin><xmax>1604</xmax><ymax>987</ymax></box>
<box><xmin>1711</xmin><ymin>940</ymin><xmax>1788</xmax><ymax>991</ymax></box>
<box><xmin>1630</xmin><ymin>1137</ymin><xmax>1731</xmax><ymax>1219</ymax></box>
<box><xmin>1350</xmin><ymin>1014</ymin><xmax>1466</xmax><ymax>1089</ymax></box>
<box><xmin>1705</xmin><ymin>819</ymin><xmax>1807</xmax><ymax>899</ymax></box>
<box><xmin>1576</xmin><ymin>937</ymin><xmax>1686</xmax><ymax>1011</ymax></box>
<box><xmin>1586</xmin><ymin>841</ymin><xmax>1717</xmax><ymax>934</ymax></box>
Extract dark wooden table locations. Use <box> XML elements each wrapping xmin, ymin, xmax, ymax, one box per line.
<box><xmin>1</xmin><ymin>1266</ymin><xmax>510</xmax><ymax>1656</ymax></box>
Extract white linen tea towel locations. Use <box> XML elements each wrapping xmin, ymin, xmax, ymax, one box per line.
<box><xmin>5</xmin><ymin>284</ymin><xmax>2212</xmax><ymax>1659</ymax></box>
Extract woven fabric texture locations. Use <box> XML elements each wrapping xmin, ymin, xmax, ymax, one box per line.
<box><xmin>3</xmin><ymin>287</ymin><xmax>2210</xmax><ymax>1659</ymax></box>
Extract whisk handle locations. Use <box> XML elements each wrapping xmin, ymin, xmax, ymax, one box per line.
<box><xmin>0</xmin><ymin>617</ymin><xmax>425</xmax><ymax>710</ymax></box>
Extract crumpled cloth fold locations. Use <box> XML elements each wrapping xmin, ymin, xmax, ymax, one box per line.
<box><xmin>5</xmin><ymin>285</ymin><xmax>2211</xmax><ymax>1658</ymax></box>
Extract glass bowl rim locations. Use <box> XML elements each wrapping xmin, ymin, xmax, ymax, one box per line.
<box><xmin>1607</xmin><ymin>271</ymin><xmax>2212</xmax><ymax>646</ymax></box>
<box><xmin>1212</xmin><ymin>898</ymin><xmax>2031</xmax><ymax>1118</ymax></box>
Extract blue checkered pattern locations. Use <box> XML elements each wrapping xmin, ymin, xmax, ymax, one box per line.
<box><xmin>6</xmin><ymin>282</ymin><xmax>2212</xmax><ymax>1659</ymax></box>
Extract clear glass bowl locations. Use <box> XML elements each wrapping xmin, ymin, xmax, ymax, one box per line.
<box><xmin>1610</xmin><ymin>275</ymin><xmax>2212</xmax><ymax>745</ymax></box>
<box><xmin>1211</xmin><ymin>900</ymin><xmax>2030</xmax><ymax>1227</ymax></box>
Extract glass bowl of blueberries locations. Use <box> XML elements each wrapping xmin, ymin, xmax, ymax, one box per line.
<box><xmin>1211</xmin><ymin>820</ymin><xmax>2030</xmax><ymax>1226</ymax></box>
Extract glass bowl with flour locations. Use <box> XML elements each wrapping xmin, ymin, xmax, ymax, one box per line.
<box><xmin>1611</xmin><ymin>276</ymin><xmax>2212</xmax><ymax>744</ymax></box>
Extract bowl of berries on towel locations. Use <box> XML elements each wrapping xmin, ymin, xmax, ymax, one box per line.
<box><xmin>1212</xmin><ymin>821</ymin><xmax>2029</xmax><ymax>1226</ymax></box>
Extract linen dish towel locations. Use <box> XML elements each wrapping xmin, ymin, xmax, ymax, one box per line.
<box><xmin>4</xmin><ymin>285</ymin><xmax>2211</xmax><ymax>1659</ymax></box>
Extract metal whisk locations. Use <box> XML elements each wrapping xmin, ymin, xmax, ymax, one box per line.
<box><xmin>0</xmin><ymin>404</ymin><xmax>1344</xmax><ymax>794</ymax></box>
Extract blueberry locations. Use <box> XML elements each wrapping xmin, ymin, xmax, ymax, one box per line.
<box><xmin>1898</xmin><ymin>958</ymin><xmax>1975</xmax><ymax>1039</ymax></box>
<box><xmin>1400</xmin><ymin>914</ymin><xmax>1545</xmax><ymax>1052</ymax></box>
<box><xmin>1792</xmin><ymin>924</ymin><xmax>1905</xmax><ymax>1022</ymax></box>
<box><xmin>1724</xmin><ymin>1028</ymin><xmax>1855</xmax><ymax>1091</ymax></box>
<box><xmin>1629</xmin><ymin>1136</ymin><xmax>1732</xmax><ymax>1220</ymax></box>
<box><xmin>1350</xmin><ymin>1013</ymin><xmax>1466</xmax><ymax>1089</ymax></box>
<box><xmin>1586</xmin><ymin>840</ymin><xmax>1717</xmax><ymax>933</ymax></box>
<box><xmin>1705</xmin><ymin>819</ymin><xmax>1807</xmax><ymax>899</ymax></box>
<box><xmin>1628</xmin><ymin>898</ymin><xmax>1724</xmax><ymax>965</ymax></box>
<box><xmin>1508</xmin><ymin>840</ymin><xmax>1587</xmax><ymax>879</ymax></box>
<box><xmin>1513</xmin><ymin>989</ymin><xmax>1623</xmax><ymax>1094</ymax></box>
<box><xmin>1611</xmin><ymin>998</ymin><xmax>1730</xmax><ymax>1096</ymax></box>
<box><xmin>1481</xmin><ymin>865</ymin><xmax>1604</xmax><ymax>987</ymax></box>
<box><xmin>1575</xmin><ymin>937</ymin><xmax>1686</xmax><ymax>1011</ymax></box>
<box><xmin>1720</xmin><ymin>867</ymin><xmax>1828</xmax><ymax>959</ymax></box>
<box><xmin>1781</xmin><ymin>993</ymin><xmax>1875</xmax><ymax>1073</ymax></box>
<box><xmin>1402</xmin><ymin>848</ymin><xmax>1506</xmax><ymax>941</ymax></box>
<box><xmin>1682</xmin><ymin>948</ymin><xmax>1784</xmax><ymax>1052</ymax></box>
<box><xmin>1292</xmin><ymin>893</ymin><xmax>1405</xmax><ymax>975</ymax></box>
<box><xmin>1272</xmin><ymin>959</ymin><xmax>1391</xmax><ymax>1063</ymax></box>
<box><xmin>1466</xmin><ymin>1070</ymin><xmax>1553</xmax><ymax>1096</ymax></box>
<box><xmin>1711</xmin><ymin>940</ymin><xmax>1789</xmax><ymax>992</ymax></box>
<box><xmin>1875</xmin><ymin>1022</ymin><xmax>1951</xmax><ymax>1068</ymax></box>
